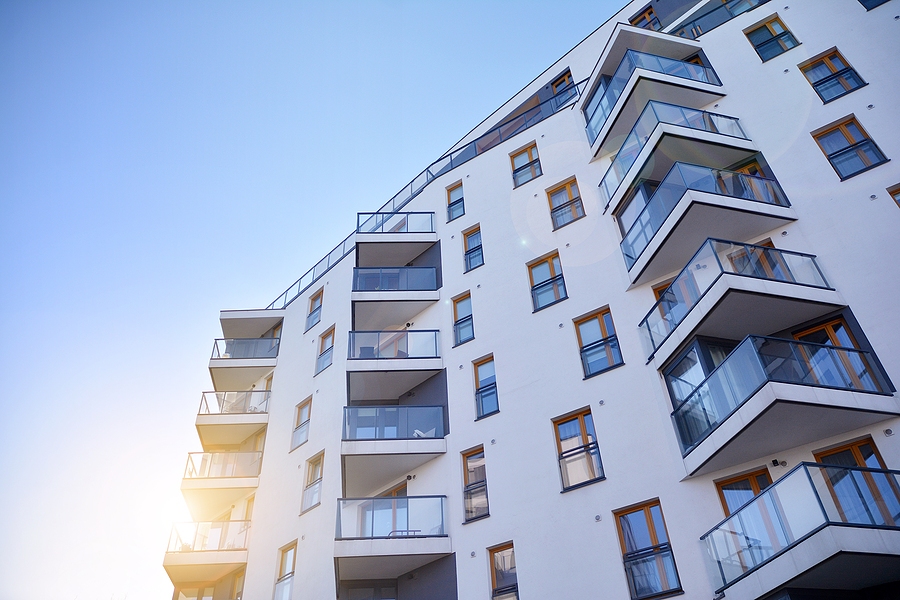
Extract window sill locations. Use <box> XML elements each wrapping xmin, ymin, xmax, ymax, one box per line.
<box><xmin>532</xmin><ymin>295</ymin><xmax>568</xmax><ymax>313</ymax></box>
<box><xmin>561</xmin><ymin>476</ymin><xmax>606</xmax><ymax>494</ymax></box>
<box><xmin>462</xmin><ymin>513</ymin><xmax>491</xmax><ymax>525</ymax></box>
<box><xmin>475</xmin><ymin>409</ymin><xmax>500</xmax><ymax>421</ymax></box>
<box><xmin>583</xmin><ymin>361</ymin><xmax>626</xmax><ymax>380</ymax></box>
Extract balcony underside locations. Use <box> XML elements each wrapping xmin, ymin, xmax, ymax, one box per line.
<box><xmin>335</xmin><ymin>538</ymin><xmax>452</xmax><ymax>581</ymax></box>
<box><xmin>356</xmin><ymin>239</ymin><xmax>436</xmax><ymax>267</ymax></box>
<box><xmin>163</xmin><ymin>551</ymin><xmax>247</xmax><ymax>586</ymax></box>
<box><xmin>724</xmin><ymin>526</ymin><xmax>900</xmax><ymax>599</ymax></box>
<box><xmin>684</xmin><ymin>382</ymin><xmax>900</xmax><ymax>476</ymax></box>
<box><xmin>342</xmin><ymin>440</ymin><xmax>446</xmax><ymax>497</ymax></box>
<box><xmin>348</xmin><ymin>368</ymin><xmax>442</xmax><ymax>402</ymax></box>
<box><xmin>219</xmin><ymin>309</ymin><xmax>284</xmax><ymax>339</ymax></box>
<box><xmin>352</xmin><ymin>296</ymin><xmax>439</xmax><ymax>331</ymax></box>
<box><xmin>652</xmin><ymin>275</ymin><xmax>843</xmax><ymax>367</ymax></box>
<box><xmin>208</xmin><ymin>360</ymin><xmax>276</xmax><ymax>391</ymax></box>
<box><xmin>181</xmin><ymin>479</ymin><xmax>258</xmax><ymax>522</ymax></box>
<box><xmin>628</xmin><ymin>190</ymin><xmax>796</xmax><ymax>286</ymax></box>
<box><xmin>195</xmin><ymin>413</ymin><xmax>268</xmax><ymax>448</ymax></box>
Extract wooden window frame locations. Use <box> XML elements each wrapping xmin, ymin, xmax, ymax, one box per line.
<box><xmin>792</xmin><ymin>317</ymin><xmax>878</xmax><ymax>391</ymax></box>
<box><xmin>463</xmin><ymin>225</ymin><xmax>484</xmax><ymax>272</ymax></box>
<box><xmin>552</xmin><ymin>71</ymin><xmax>573</xmax><ymax>94</ymax></box>
<box><xmin>474</xmin><ymin>356</ymin><xmax>495</xmax><ymax>389</ymax></box>
<box><xmin>488</xmin><ymin>542</ymin><xmax>517</xmax><ymax>596</ymax></box>
<box><xmin>462</xmin><ymin>446</ymin><xmax>489</xmax><ymax>521</ymax></box>
<box><xmin>306</xmin><ymin>289</ymin><xmax>323</xmax><ymax>331</ymax></box>
<box><xmin>552</xmin><ymin>407</ymin><xmax>603</xmax><ymax>490</ymax></box>
<box><xmin>574</xmin><ymin>308</ymin><xmax>621</xmax><ymax>378</ymax></box>
<box><xmin>630</xmin><ymin>5</ymin><xmax>660</xmax><ymax>31</ymax></box>
<box><xmin>812</xmin><ymin>116</ymin><xmax>888</xmax><ymax>180</ymax></box>
<box><xmin>745</xmin><ymin>17</ymin><xmax>799</xmax><ymax>61</ymax></box>
<box><xmin>296</xmin><ymin>397</ymin><xmax>312</xmax><ymax>429</ymax></box>
<box><xmin>306</xmin><ymin>453</ymin><xmax>324</xmax><ymax>487</ymax></box>
<box><xmin>613</xmin><ymin>499</ymin><xmax>681</xmax><ymax>599</ymax></box>
<box><xmin>546</xmin><ymin>178</ymin><xmax>585</xmax><ymax>230</ymax></box>
<box><xmin>453</xmin><ymin>292</ymin><xmax>474</xmax><ymax>346</ymax></box>
<box><xmin>799</xmin><ymin>48</ymin><xmax>865</xmax><ymax>103</ymax></box>
<box><xmin>527</xmin><ymin>252</ymin><xmax>567</xmax><ymax>311</ymax></box>
<box><xmin>888</xmin><ymin>184</ymin><xmax>900</xmax><ymax>209</ymax></box>
<box><xmin>510</xmin><ymin>143</ymin><xmax>541</xmax><ymax>187</ymax></box>
<box><xmin>474</xmin><ymin>355</ymin><xmax>498</xmax><ymax>419</ymax></box>
<box><xmin>715</xmin><ymin>468</ymin><xmax>773</xmax><ymax>516</ymax></box>
<box><xmin>278</xmin><ymin>541</ymin><xmax>297</xmax><ymax>580</ymax></box>
<box><xmin>320</xmin><ymin>328</ymin><xmax>335</xmax><ymax>354</ymax></box>
<box><xmin>447</xmin><ymin>181</ymin><xmax>465</xmax><ymax>222</ymax></box>
<box><xmin>814</xmin><ymin>436</ymin><xmax>886</xmax><ymax>467</ymax></box>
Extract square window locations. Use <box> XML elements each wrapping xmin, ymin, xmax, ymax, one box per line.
<box><xmin>306</xmin><ymin>289</ymin><xmax>323</xmax><ymax>331</ymax></box>
<box><xmin>453</xmin><ymin>293</ymin><xmax>475</xmax><ymax>346</ymax></box>
<box><xmin>301</xmin><ymin>453</ymin><xmax>323</xmax><ymax>512</ymax></box>
<box><xmin>474</xmin><ymin>356</ymin><xmax>498</xmax><ymax>419</ymax></box>
<box><xmin>528</xmin><ymin>252</ymin><xmax>567</xmax><ymax>311</ymax></box>
<box><xmin>574</xmin><ymin>309</ymin><xmax>623</xmax><ymax>377</ymax></box>
<box><xmin>716</xmin><ymin>468</ymin><xmax>773</xmax><ymax>516</ymax></box>
<box><xmin>462</xmin><ymin>446</ymin><xmax>489</xmax><ymax>521</ymax></box>
<box><xmin>489</xmin><ymin>543</ymin><xmax>518</xmax><ymax>599</ymax></box>
<box><xmin>800</xmin><ymin>49</ymin><xmax>866</xmax><ymax>103</ymax></box>
<box><xmin>447</xmin><ymin>182</ymin><xmax>465</xmax><ymax>222</ymax></box>
<box><xmin>614</xmin><ymin>501</ymin><xmax>682</xmax><ymax>599</ymax></box>
<box><xmin>745</xmin><ymin>17</ymin><xmax>799</xmax><ymax>61</ymax></box>
<box><xmin>463</xmin><ymin>225</ymin><xmax>484</xmax><ymax>272</ymax></box>
<box><xmin>510</xmin><ymin>143</ymin><xmax>542</xmax><ymax>187</ymax></box>
<box><xmin>291</xmin><ymin>397</ymin><xmax>312</xmax><ymax>450</ymax></box>
<box><xmin>553</xmin><ymin>408</ymin><xmax>604</xmax><ymax>490</ymax></box>
<box><xmin>547</xmin><ymin>178</ymin><xmax>585</xmax><ymax>230</ymax></box>
<box><xmin>315</xmin><ymin>328</ymin><xmax>335</xmax><ymax>374</ymax></box>
<box><xmin>813</xmin><ymin>117</ymin><xmax>888</xmax><ymax>179</ymax></box>
<box><xmin>630</xmin><ymin>5</ymin><xmax>661</xmax><ymax>31</ymax></box>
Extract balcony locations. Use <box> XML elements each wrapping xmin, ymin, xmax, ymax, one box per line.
<box><xmin>218</xmin><ymin>309</ymin><xmax>284</xmax><ymax>340</ymax></box>
<box><xmin>163</xmin><ymin>521</ymin><xmax>249</xmax><ymax>585</ymax></box>
<box><xmin>599</xmin><ymin>101</ymin><xmax>755</xmax><ymax>217</ymax></box>
<box><xmin>639</xmin><ymin>239</ymin><xmax>842</xmax><ymax>366</ymax></box>
<box><xmin>208</xmin><ymin>338</ymin><xmax>278</xmax><ymax>391</ymax></box>
<box><xmin>671</xmin><ymin>0</ymin><xmax>771</xmax><ymax>39</ymax></box>
<box><xmin>702</xmin><ymin>463</ymin><xmax>900</xmax><ymax>597</ymax></box>
<box><xmin>342</xmin><ymin>406</ymin><xmax>447</xmax><ymax>497</ymax></box>
<box><xmin>617</xmin><ymin>162</ymin><xmax>795</xmax><ymax>285</ymax></box>
<box><xmin>181</xmin><ymin>452</ymin><xmax>261</xmax><ymax>521</ymax></box>
<box><xmin>347</xmin><ymin>331</ymin><xmax>443</xmax><ymax>407</ymax></box>
<box><xmin>334</xmin><ymin>496</ymin><xmax>451</xmax><ymax>580</ymax></box>
<box><xmin>672</xmin><ymin>335</ymin><xmax>897</xmax><ymax>475</ymax></box>
<box><xmin>355</xmin><ymin>212</ymin><xmax>437</xmax><ymax>267</ymax></box>
<box><xmin>195</xmin><ymin>391</ymin><xmax>269</xmax><ymax>447</ymax></box>
<box><xmin>351</xmin><ymin>267</ymin><xmax>440</xmax><ymax>331</ymax></box>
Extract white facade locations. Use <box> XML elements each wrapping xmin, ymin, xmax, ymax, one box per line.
<box><xmin>163</xmin><ymin>1</ymin><xmax>900</xmax><ymax>599</ymax></box>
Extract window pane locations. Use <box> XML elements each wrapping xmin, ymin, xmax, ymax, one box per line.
<box><xmin>492</xmin><ymin>547</ymin><xmax>517</xmax><ymax>588</ymax></box>
<box><xmin>466</xmin><ymin>230</ymin><xmax>481</xmax><ymax>248</ymax></box>
<box><xmin>721</xmin><ymin>478</ymin><xmax>756</xmax><ymax>514</ymax></box>
<box><xmin>556</xmin><ymin>418</ymin><xmax>584</xmax><ymax>449</ymax></box>
<box><xmin>477</xmin><ymin>361</ymin><xmax>495</xmax><ymax>386</ymax></box>
<box><xmin>530</xmin><ymin>261</ymin><xmax>551</xmax><ymax>284</ymax></box>
<box><xmin>804</xmin><ymin>61</ymin><xmax>833</xmax><ymax>82</ymax></box>
<box><xmin>817</xmin><ymin>129</ymin><xmax>851</xmax><ymax>154</ymax></box>
<box><xmin>620</xmin><ymin>511</ymin><xmax>653</xmax><ymax>552</ymax></box>
<box><xmin>650</xmin><ymin>505</ymin><xmax>667</xmax><ymax>544</ymax></box>
<box><xmin>456</xmin><ymin>297</ymin><xmax>472</xmax><ymax>319</ymax></box>
<box><xmin>466</xmin><ymin>451</ymin><xmax>486</xmax><ymax>483</ymax></box>
<box><xmin>578</xmin><ymin>318</ymin><xmax>603</xmax><ymax>346</ymax></box>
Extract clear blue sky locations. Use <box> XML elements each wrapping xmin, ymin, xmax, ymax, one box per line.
<box><xmin>0</xmin><ymin>1</ymin><xmax>621</xmax><ymax>597</ymax></box>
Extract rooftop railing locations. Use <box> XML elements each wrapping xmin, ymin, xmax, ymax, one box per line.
<box><xmin>198</xmin><ymin>391</ymin><xmax>270</xmax><ymax>415</ymax></box>
<box><xmin>702</xmin><ymin>462</ymin><xmax>900</xmax><ymax>592</ymax></box>
<box><xmin>357</xmin><ymin>211</ymin><xmax>435</xmax><ymax>234</ymax></box>
<box><xmin>266</xmin><ymin>82</ymin><xmax>585</xmax><ymax>311</ymax></box>
<box><xmin>343</xmin><ymin>405</ymin><xmax>445</xmax><ymax>440</ymax></box>
<box><xmin>167</xmin><ymin>521</ymin><xmax>250</xmax><ymax>553</ymax></box>
<box><xmin>210</xmin><ymin>338</ymin><xmax>279</xmax><ymax>360</ymax></box>
<box><xmin>599</xmin><ymin>102</ymin><xmax>747</xmax><ymax>208</ymax></box>
<box><xmin>671</xmin><ymin>0</ymin><xmax>771</xmax><ymax>39</ymax></box>
<box><xmin>335</xmin><ymin>495</ymin><xmax>447</xmax><ymax>540</ymax></box>
<box><xmin>348</xmin><ymin>330</ymin><xmax>440</xmax><ymax>360</ymax></box>
<box><xmin>639</xmin><ymin>239</ymin><xmax>829</xmax><ymax>357</ymax></box>
<box><xmin>352</xmin><ymin>267</ymin><xmax>437</xmax><ymax>292</ymax></box>
<box><xmin>619</xmin><ymin>162</ymin><xmax>790</xmax><ymax>269</ymax></box>
<box><xmin>672</xmin><ymin>335</ymin><xmax>888</xmax><ymax>454</ymax></box>
<box><xmin>183</xmin><ymin>452</ymin><xmax>262</xmax><ymax>479</ymax></box>
<box><xmin>583</xmin><ymin>49</ymin><xmax>722</xmax><ymax>144</ymax></box>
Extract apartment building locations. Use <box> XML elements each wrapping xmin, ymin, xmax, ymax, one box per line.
<box><xmin>162</xmin><ymin>1</ymin><xmax>900</xmax><ymax>599</ymax></box>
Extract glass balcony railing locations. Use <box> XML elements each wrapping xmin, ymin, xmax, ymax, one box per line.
<box><xmin>702</xmin><ymin>462</ymin><xmax>900</xmax><ymax>591</ymax></box>
<box><xmin>348</xmin><ymin>330</ymin><xmax>440</xmax><ymax>360</ymax></box>
<box><xmin>619</xmin><ymin>163</ymin><xmax>790</xmax><ymax>269</ymax></box>
<box><xmin>183</xmin><ymin>452</ymin><xmax>262</xmax><ymax>479</ymax></box>
<box><xmin>357</xmin><ymin>211</ymin><xmax>435</xmax><ymax>234</ymax></box>
<box><xmin>210</xmin><ymin>338</ymin><xmax>279</xmax><ymax>360</ymax></box>
<box><xmin>315</xmin><ymin>347</ymin><xmax>333</xmax><ymax>374</ymax></box>
<box><xmin>559</xmin><ymin>441</ymin><xmax>604</xmax><ymax>490</ymax></box>
<box><xmin>352</xmin><ymin>267</ymin><xmax>437</xmax><ymax>292</ymax></box>
<box><xmin>624</xmin><ymin>544</ymin><xmax>681</xmax><ymax>600</ymax></box>
<box><xmin>476</xmin><ymin>383</ymin><xmax>499</xmax><ymax>418</ymax></box>
<box><xmin>198</xmin><ymin>391</ymin><xmax>270</xmax><ymax>415</ymax></box>
<box><xmin>302</xmin><ymin>480</ymin><xmax>322</xmax><ymax>512</ymax></box>
<box><xmin>599</xmin><ymin>102</ymin><xmax>748</xmax><ymax>208</ymax></box>
<box><xmin>531</xmin><ymin>274</ymin><xmax>567</xmax><ymax>311</ymax></box>
<box><xmin>343</xmin><ymin>406</ymin><xmax>445</xmax><ymax>440</ymax></box>
<box><xmin>639</xmin><ymin>239</ymin><xmax>829</xmax><ymax>356</ymax></box>
<box><xmin>305</xmin><ymin>305</ymin><xmax>322</xmax><ymax>331</ymax></box>
<box><xmin>583</xmin><ymin>50</ymin><xmax>722</xmax><ymax>144</ymax></box>
<box><xmin>672</xmin><ymin>0</ymin><xmax>771</xmax><ymax>39</ymax></box>
<box><xmin>291</xmin><ymin>419</ymin><xmax>309</xmax><ymax>449</ymax></box>
<box><xmin>336</xmin><ymin>495</ymin><xmax>447</xmax><ymax>539</ymax></box>
<box><xmin>273</xmin><ymin>575</ymin><xmax>293</xmax><ymax>600</ymax></box>
<box><xmin>581</xmin><ymin>335</ymin><xmax>623</xmax><ymax>378</ymax></box>
<box><xmin>167</xmin><ymin>521</ymin><xmax>250</xmax><ymax>553</ymax></box>
<box><xmin>464</xmin><ymin>481</ymin><xmax>489</xmax><ymax>521</ymax></box>
<box><xmin>672</xmin><ymin>335</ymin><xmax>887</xmax><ymax>454</ymax></box>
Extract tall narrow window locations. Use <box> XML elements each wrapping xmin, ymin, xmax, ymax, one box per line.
<box><xmin>554</xmin><ymin>408</ymin><xmax>604</xmax><ymax>490</ymax></box>
<box><xmin>511</xmin><ymin>143</ymin><xmax>541</xmax><ymax>187</ymax></box>
<box><xmin>453</xmin><ymin>293</ymin><xmax>474</xmax><ymax>345</ymax></box>
<box><xmin>800</xmin><ymin>49</ymin><xmax>866</xmax><ymax>103</ymax></box>
<box><xmin>745</xmin><ymin>17</ymin><xmax>799</xmax><ymax>61</ymax></box>
<box><xmin>528</xmin><ymin>253</ymin><xmax>567</xmax><ymax>311</ymax></box>
<box><xmin>291</xmin><ymin>397</ymin><xmax>312</xmax><ymax>450</ymax></box>
<box><xmin>547</xmin><ymin>178</ymin><xmax>585</xmax><ymax>230</ymax></box>
<box><xmin>463</xmin><ymin>446</ymin><xmax>489</xmax><ymax>521</ymax></box>
<box><xmin>447</xmin><ymin>182</ymin><xmax>465</xmax><ymax>222</ymax></box>
<box><xmin>306</xmin><ymin>289</ymin><xmax>323</xmax><ymax>331</ymax></box>
<box><xmin>574</xmin><ymin>308</ymin><xmax>623</xmax><ymax>377</ymax></box>
<box><xmin>273</xmin><ymin>542</ymin><xmax>296</xmax><ymax>600</ymax></box>
<box><xmin>815</xmin><ymin>438</ymin><xmax>899</xmax><ymax>526</ymax></box>
<box><xmin>716</xmin><ymin>469</ymin><xmax>773</xmax><ymax>516</ymax></box>
<box><xmin>489</xmin><ymin>543</ymin><xmax>518</xmax><ymax>599</ymax></box>
<box><xmin>630</xmin><ymin>6</ymin><xmax>660</xmax><ymax>30</ymax></box>
<box><xmin>474</xmin><ymin>356</ymin><xmax>498</xmax><ymax>419</ymax></box>
<box><xmin>231</xmin><ymin>569</ymin><xmax>245</xmax><ymax>600</ymax></box>
<box><xmin>614</xmin><ymin>501</ymin><xmax>682</xmax><ymax>599</ymax></box>
<box><xmin>464</xmin><ymin>226</ymin><xmax>484</xmax><ymax>271</ymax></box>
<box><xmin>315</xmin><ymin>328</ymin><xmax>334</xmax><ymax>374</ymax></box>
<box><xmin>301</xmin><ymin>453</ymin><xmax>323</xmax><ymax>512</ymax></box>
<box><xmin>813</xmin><ymin>117</ymin><xmax>888</xmax><ymax>179</ymax></box>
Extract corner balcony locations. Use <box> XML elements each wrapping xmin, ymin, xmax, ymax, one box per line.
<box><xmin>195</xmin><ymin>391</ymin><xmax>269</xmax><ymax>448</ymax></box>
<box><xmin>617</xmin><ymin>162</ymin><xmax>795</xmax><ymax>285</ymax></box>
<box><xmin>702</xmin><ymin>463</ymin><xmax>900</xmax><ymax>597</ymax></box>
<box><xmin>334</xmin><ymin>496</ymin><xmax>451</xmax><ymax>581</ymax></box>
<box><xmin>208</xmin><ymin>338</ymin><xmax>279</xmax><ymax>391</ymax></box>
<box><xmin>599</xmin><ymin>101</ymin><xmax>756</xmax><ymax>218</ymax></box>
<box><xmin>672</xmin><ymin>335</ymin><xmax>898</xmax><ymax>476</ymax></box>
<box><xmin>347</xmin><ymin>330</ymin><xmax>443</xmax><ymax>404</ymax></box>
<box><xmin>181</xmin><ymin>452</ymin><xmax>261</xmax><ymax>521</ymax></box>
<box><xmin>342</xmin><ymin>406</ymin><xmax>447</xmax><ymax>497</ymax></box>
<box><xmin>639</xmin><ymin>239</ymin><xmax>843</xmax><ymax>366</ymax></box>
<box><xmin>355</xmin><ymin>212</ymin><xmax>437</xmax><ymax>267</ymax></box>
<box><xmin>163</xmin><ymin>521</ymin><xmax>249</xmax><ymax>585</ymax></box>
<box><xmin>351</xmin><ymin>267</ymin><xmax>440</xmax><ymax>331</ymax></box>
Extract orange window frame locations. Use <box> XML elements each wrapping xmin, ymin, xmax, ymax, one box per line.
<box><xmin>296</xmin><ymin>397</ymin><xmax>312</xmax><ymax>428</ymax></box>
<box><xmin>547</xmin><ymin>178</ymin><xmax>583</xmax><ymax>224</ymax></box>
<box><xmin>552</xmin><ymin>408</ymin><xmax>594</xmax><ymax>455</ymax></box>
<box><xmin>630</xmin><ymin>6</ymin><xmax>659</xmax><ymax>30</ymax></box>
<box><xmin>527</xmin><ymin>253</ymin><xmax>562</xmax><ymax>286</ymax></box>
<box><xmin>474</xmin><ymin>355</ymin><xmax>495</xmax><ymax>389</ymax></box>
<box><xmin>715</xmin><ymin>468</ymin><xmax>773</xmax><ymax>516</ymax></box>
<box><xmin>309</xmin><ymin>290</ymin><xmax>323</xmax><ymax>314</ymax></box>
<box><xmin>453</xmin><ymin>293</ymin><xmax>472</xmax><ymax>322</ymax></box>
<box><xmin>278</xmin><ymin>542</ymin><xmax>297</xmax><ymax>579</ymax></box>
<box><xmin>463</xmin><ymin>225</ymin><xmax>481</xmax><ymax>251</ymax></box>
<box><xmin>574</xmin><ymin>308</ymin><xmax>615</xmax><ymax>348</ymax></box>
<box><xmin>552</xmin><ymin>72</ymin><xmax>573</xmax><ymax>94</ymax></box>
<box><xmin>320</xmin><ymin>328</ymin><xmax>335</xmax><ymax>354</ymax></box>
<box><xmin>462</xmin><ymin>446</ymin><xmax>486</xmax><ymax>486</ymax></box>
<box><xmin>813</xmin><ymin>118</ymin><xmax>868</xmax><ymax>154</ymax></box>
<box><xmin>488</xmin><ymin>542</ymin><xmax>516</xmax><ymax>592</ymax></box>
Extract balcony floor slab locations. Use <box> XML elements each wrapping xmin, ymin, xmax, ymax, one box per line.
<box><xmin>208</xmin><ymin>360</ymin><xmax>276</xmax><ymax>391</ymax></box>
<box><xmin>348</xmin><ymin>369</ymin><xmax>443</xmax><ymax>402</ymax></box>
<box><xmin>342</xmin><ymin>440</ymin><xmax>446</xmax><ymax>497</ymax></box>
<box><xmin>163</xmin><ymin>550</ymin><xmax>247</xmax><ymax>585</ymax></box>
<box><xmin>195</xmin><ymin>413</ymin><xmax>268</xmax><ymax>448</ymax></box>
<box><xmin>334</xmin><ymin>538</ymin><xmax>452</xmax><ymax>581</ymax></box>
<box><xmin>181</xmin><ymin>478</ymin><xmax>259</xmax><ymax>522</ymax></box>
<box><xmin>356</xmin><ymin>237</ymin><xmax>437</xmax><ymax>267</ymax></box>
<box><xmin>352</xmin><ymin>296</ymin><xmax>439</xmax><ymax>331</ymax></box>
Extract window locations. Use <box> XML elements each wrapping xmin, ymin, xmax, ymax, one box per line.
<box><xmin>630</xmin><ymin>6</ymin><xmax>661</xmax><ymax>31</ymax></box>
<box><xmin>273</xmin><ymin>542</ymin><xmax>296</xmax><ymax>600</ymax></box>
<box><xmin>315</xmin><ymin>328</ymin><xmax>334</xmax><ymax>374</ymax></box>
<box><xmin>858</xmin><ymin>0</ymin><xmax>891</xmax><ymax>9</ymax></box>
<box><xmin>447</xmin><ymin>182</ymin><xmax>465</xmax><ymax>222</ymax></box>
<box><xmin>463</xmin><ymin>226</ymin><xmax>484</xmax><ymax>271</ymax></box>
<box><xmin>574</xmin><ymin>308</ymin><xmax>623</xmax><ymax>377</ymax></box>
<box><xmin>306</xmin><ymin>289</ymin><xmax>323</xmax><ymax>331</ymax></box>
<box><xmin>552</xmin><ymin>72</ymin><xmax>573</xmax><ymax>94</ymax></box>
<box><xmin>301</xmin><ymin>453</ymin><xmax>323</xmax><ymax>512</ymax></box>
<box><xmin>231</xmin><ymin>569</ymin><xmax>245</xmax><ymax>600</ymax></box>
<box><xmin>793</xmin><ymin>318</ymin><xmax>878</xmax><ymax>390</ymax></box>
<box><xmin>716</xmin><ymin>468</ymin><xmax>773</xmax><ymax>515</ymax></box>
<box><xmin>463</xmin><ymin>446</ymin><xmax>489</xmax><ymax>521</ymax></box>
<box><xmin>474</xmin><ymin>356</ymin><xmax>498</xmax><ymax>419</ymax></box>
<box><xmin>175</xmin><ymin>587</ymin><xmax>213</xmax><ymax>600</ymax></box>
<box><xmin>554</xmin><ymin>408</ymin><xmax>603</xmax><ymax>490</ymax></box>
<box><xmin>745</xmin><ymin>17</ymin><xmax>799</xmax><ymax>61</ymax></box>
<box><xmin>614</xmin><ymin>500</ymin><xmax>681</xmax><ymax>599</ymax></box>
<box><xmin>511</xmin><ymin>143</ymin><xmax>541</xmax><ymax>187</ymax></box>
<box><xmin>813</xmin><ymin>117</ymin><xmax>888</xmax><ymax>179</ymax></box>
<box><xmin>889</xmin><ymin>184</ymin><xmax>900</xmax><ymax>208</ymax></box>
<box><xmin>815</xmin><ymin>438</ymin><xmax>899</xmax><ymax>526</ymax></box>
<box><xmin>453</xmin><ymin>293</ymin><xmax>475</xmax><ymax>345</ymax></box>
<box><xmin>664</xmin><ymin>338</ymin><xmax>736</xmax><ymax>407</ymax></box>
<box><xmin>800</xmin><ymin>49</ymin><xmax>866</xmax><ymax>103</ymax></box>
<box><xmin>489</xmin><ymin>543</ymin><xmax>518</xmax><ymax>599</ymax></box>
<box><xmin>291</xmin><ymin>397</ymin><xmax>312</xmax><ymax>450</ymax></box>
<box><xmin>528</xmin><ymin>252</ymin><xmax>567</xmax><ymax>311</ymax></box>
<box><xmin>547</xmin><ymin>178</ymin><xmax>585</xmax><ymax>229</ymax></box>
